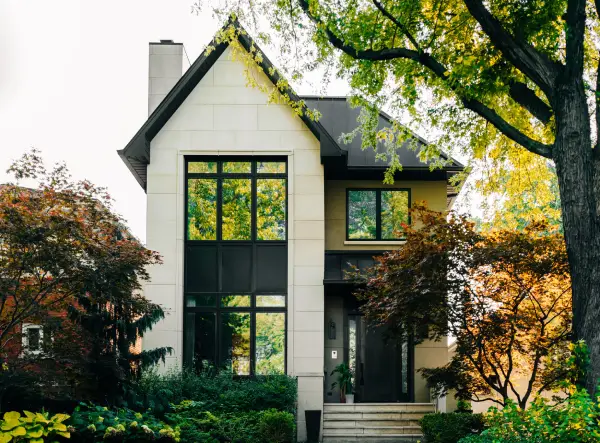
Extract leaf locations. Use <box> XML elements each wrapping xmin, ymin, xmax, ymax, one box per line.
<box><xmin>2</xmin><ymin>413</ymin><xmax>20</xmax><ymax>423</ymax></box>
<box><xmin>9</xmin><ymin>427</ymin><xmax>25</xmax><ymax>437</ymax></box>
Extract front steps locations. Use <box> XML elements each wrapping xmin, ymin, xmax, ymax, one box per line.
<box><xmin>322</xmin><ymin>403</ymin><xmax>435</xmax><ymax>442</ymax></box>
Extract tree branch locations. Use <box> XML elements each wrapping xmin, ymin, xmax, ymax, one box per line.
<box><xmin>372</xmin><ymin>0</ymin><xmax>421</xmax><ymax>52</ymax></box>
<box><xmin>564</xmin><ymin>0</ymin><xmax>586</xmax><ymax>79</ymax></box>
<box><xmin>462</xmin><ymin>0</ymin><xmax>561</xmax><ymax>94</ymax></box>
<box><xmin>508</xmin><ymin>81</ymin><xmax>553</xmax><ymax>124</ymax></box>
<box><xmin>297</xmin><ymin>0</ymin><xmax>554</xmax><ymax>158</ymax></box>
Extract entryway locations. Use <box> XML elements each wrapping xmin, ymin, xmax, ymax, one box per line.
<box><xmin>324</xmin><ymin>289</ymin><xmax>414</xmax><ymax>404</ymax></box>
<box><xmin>348</xmin><ymin>315</ymin><xmax>413</xmax><ymax>403</ymax></box>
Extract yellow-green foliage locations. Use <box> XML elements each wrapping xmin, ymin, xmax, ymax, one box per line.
<box><xmin>0</xmin><ymin>411</ymin><xmax>70</xmax><ymax>443</ymax></box>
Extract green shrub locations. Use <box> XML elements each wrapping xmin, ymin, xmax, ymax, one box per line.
<box><xmin>0</xmin><ymin>410</ymin><xmax>71</xmax><ymax>442</ymax></box>
<box><xmin>69</xmin><ymin>404</ymin><xmax>179</xmax><ymax>442</ymax></box>
<box><xmin>165</xmin><ymin>402</ymin><xmax>294</xmax><ymax>443</ymax></box>
<box><xmin>258</xmin><ymin>409</ymin><xmax>295</xmax><ymax>443</ymax></box>
<box><xmin>420</xmin><ymin>412</ymin><xmax>485</xmax><ymax>443</ymax></box>
<box><xmin>458</xmin><ymin>388</ymin><xmax>600</xmax><ymax>443</ymax></box>
<box><xmin>136</xmin><ymin>369</ymin><xmax>297</xmax><ymax>414</ymax></box>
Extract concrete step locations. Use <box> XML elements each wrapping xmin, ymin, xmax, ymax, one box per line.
<box><xmin>324</xmin><ymin>412</ymin><xmax>428</xmax><ymax>421</ymax></box>
<box><xmin>322</xmin><ymin>433</ymin><xmax>422</xmax><ymax>443</ymax></box>
<box><xmin>323</xmin><ymin>427</ymin><xmax>421</xmax><ymax>436</ymax></box>
<box><xmin>324</xmin><ymin>419</ymin><xmax>421</xmax><ymax>428</ymax></box>
<box><xmin>323</xmin><ymin>403</ymin><xmax>435</xmax><ymax>413</ymax></box>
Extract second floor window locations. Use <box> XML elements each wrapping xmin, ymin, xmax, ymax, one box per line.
<box><xmin>347</xmin><ymin>189</ymin><xmax>411</xmax><ymax>240</ymax></box>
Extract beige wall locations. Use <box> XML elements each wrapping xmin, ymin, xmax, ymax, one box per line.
<box><xmin>143</xmin><ymin>45</ymin><xmax>325</xmax><ymax>442</ymax></box>
<box><xmin>325</xmin><ymin>180</ymin><xmax>447</xmax><ymax>251</ymax></box>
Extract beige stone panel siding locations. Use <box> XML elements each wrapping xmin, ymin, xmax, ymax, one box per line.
<box><xmin>144</xmin><ymin>45</ymin><xmax>325</xmax><ymax>441</ymax></box>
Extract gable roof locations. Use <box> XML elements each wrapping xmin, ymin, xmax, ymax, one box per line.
<box><xmin>118</xmin><ymin>18</ymin><xmax>464</xmax><ymax>192</ymax></box>
<box><xmin>302</xmin><ymin>97</ymin><xmax>463</xmax><ymax>170</ymax></box>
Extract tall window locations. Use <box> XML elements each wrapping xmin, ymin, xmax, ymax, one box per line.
<box><xmin>347</xmin><ymin>189</ymin><xmax>411</xmax><ymax>240</ymax></box>
<box><xmin>184</xmin><ymin>158</ymin><xmax>287</xmax><ymax>375</ymax></box>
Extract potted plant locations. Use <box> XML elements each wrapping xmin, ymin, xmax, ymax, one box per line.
<box><xmin>331</xmin><ymin>362</ymin><xmax>354</xmax><ymax>403</ymax></box>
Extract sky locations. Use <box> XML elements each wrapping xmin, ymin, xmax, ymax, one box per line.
<box><xmin>0</xmin><ymin>0</ymin><xmax>472</xmax><ymax>242</ymax></box>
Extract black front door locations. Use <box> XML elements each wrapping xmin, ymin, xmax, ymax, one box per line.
<box><xmin>349</xmin><ymin>315</ymin><xmax>412</xmax><ymax>402</ymax></box>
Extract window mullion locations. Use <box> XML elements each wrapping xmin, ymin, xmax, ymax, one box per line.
<box><xmin>376</xmin><ymin>189</ymin><xmax>382</xmax><ymax>240</ymax></box>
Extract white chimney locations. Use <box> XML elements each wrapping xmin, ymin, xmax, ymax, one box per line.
<box><xmin>148</xmin><ymin>40</ymin><xmax>188</xmax><ymax>115</ymax></box>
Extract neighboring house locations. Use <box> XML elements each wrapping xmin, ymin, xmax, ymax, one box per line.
<box><xmin>119</xmin><ymin>20</ymin><xmax>464</xmax><ymax>442</ymax></box>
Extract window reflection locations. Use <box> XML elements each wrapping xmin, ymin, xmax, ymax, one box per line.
<box><xmin>257</xmin><ymin>179</ymin><xmax>286</xmax><ymax>240</ymax></box>
<box><xmin>223</xmin><ymin>162</ymin><xmax>251</xmax><ymax>173</ymax></box>
<box><xmin>257</xmin><ymin>162</ymin><xmax>285</xmax><ymax>174</ymax></box>
<box><xmin>185</xmin><ymin>312</ymin><xmax>216</xmax><ymax>372</ymax></box>
<box><xmin>221</xmin><ymin>295</ymin><xmax>251</xmax><ymax>307</ymax></box>
<box><xmin>256</xmin><ymin>313</ymin><xmax>285</xmax><ymax>374</ymax></box>
<box><xmin>220</xmin><ymin>313</ymin><xmax>251</xmax><ymax>375</ymax></box>
<box><xmin>381</xmin><ymin>190</ymin><xmax>409</xmax><ymax>239</ymax></box>
<box><xmin>222</xmin><ymin>179</ymin><xmax>252</xmax><ymax>240</ymax></box>
<box><xmin>188</xmin><ymin>179</ymin><xmax>217</xmax><ymax>240</ymax></box>
<box><xmin>188</xmin><ymin>162</ymin><xmax>217</xmax><ymax>173</ymax></box>
<box><xmin>256</xmin><ymin>295</ymin><xmax>285</xmax><ymax>307</ymax></box>
<box><xmin>348</xmin><ymin>190</ymin><xmax>377</xmax><ymax>239</ymax></box>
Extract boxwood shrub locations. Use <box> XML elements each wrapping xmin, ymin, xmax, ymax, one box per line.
<box><xmin>420</xmin><ymin>412</ymin><xmax>485</xmax><ymax>443</ymax></box>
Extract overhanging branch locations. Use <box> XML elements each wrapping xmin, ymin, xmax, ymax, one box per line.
<box><xmin>297</xmin><ymin>0</ymin><xmax>553</xmax><ymax>158</ymax></box>
<box><xmin>509</xmin><ymin>81</ymin><xmax>552</xmax><ymax>124</ymax></box>
<box><xmin>462</xmin><ymin>0</ymin><xmax>561</xmax><ymax>95</ymax></box>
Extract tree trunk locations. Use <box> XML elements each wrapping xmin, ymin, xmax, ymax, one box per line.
<box><xmin>552</xmin><ymin>77</ymin><xmax>600</xmax><ymax>394</ymax></box>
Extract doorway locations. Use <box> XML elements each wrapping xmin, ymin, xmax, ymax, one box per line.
<box><xmin>348</xmin><ymin>315</ymin><xmax>413</xmax><ymax>402</ymax></box>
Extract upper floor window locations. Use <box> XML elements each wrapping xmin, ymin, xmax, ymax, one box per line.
<box><xmin>187</xmin><ymin>159</ymin><xmax>287</xmax><ymax>241</ymax></box>
<box><xmin>347</xmin><ymin>189</ymin><xmax>411</xmax><ymax>240</ymax></box>
<box><xmin>22</xmin><ymin>323</ymin><xmax>52</xmax><ymax>355</ymax></box>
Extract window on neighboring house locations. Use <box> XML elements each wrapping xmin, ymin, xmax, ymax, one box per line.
<box><xmin>22</xmin><ymin>324</ymin><xmax>52</xmax><ymax>355</ymax></box>
<box><xmin>347</xmin><ymin>189</ymin><xmax>411</xmax><ymax>240</ymax></box>
<box><xmin>184</xmin><ymin>158</ymin><xmax>287</xmax><ymax>375</ymax></box>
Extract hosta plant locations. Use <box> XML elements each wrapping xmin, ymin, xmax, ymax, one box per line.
<box><xmin>0</xmin><ymin>410</ymin><xmax>70</xmax><ymax>442</ymax></box>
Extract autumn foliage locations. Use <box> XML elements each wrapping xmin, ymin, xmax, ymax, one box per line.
<box><xmin>356</xmin><ymin>205</ymin><xmax>572</xmax><ymax>407</ymax></box>
<box><xmin>0</xmin><ymin>151</ymin><xmax>168</xmax><ymax>409</ymax></box>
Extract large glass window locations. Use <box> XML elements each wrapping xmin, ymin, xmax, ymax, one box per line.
<box><xmin>184</xmin><ymin>158</ymin><xmax>287</xmax><ymax>375</ymax></box>
<box><xmin>347</xmin><ymin>189</ymin><xmax>411</xmax><ymax>240</ymax></box>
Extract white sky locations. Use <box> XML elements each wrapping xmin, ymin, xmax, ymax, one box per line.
<box><xmin>0</xmin><ymin>0</ymin><xmax>474</xmax><ymax>243</ymax></box>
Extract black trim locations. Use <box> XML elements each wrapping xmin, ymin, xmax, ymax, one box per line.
<box><xmin>118</xmin><ymin>19</ymin><xmax>465</xmax><ymax>193</ymax></box>
<box><xmin>346</xmin><ymin>188</ymin><xmax>412</xmax><ymax>241</ymax></box>
<box><xmin>183</xmin><ymin>156</ymin><xmax>288</xmax><ymax>375</ymax></box>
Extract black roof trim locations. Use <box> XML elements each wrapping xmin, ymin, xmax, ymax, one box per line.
<box><xmin>119</xmin><ymin>19</ymin><xmax>464</xmax><ymax>191</ymax></box>
<box><xmin>119</xmin><ymin>18</ymin><xmax>342</xmax><ymax>190</ymax></box>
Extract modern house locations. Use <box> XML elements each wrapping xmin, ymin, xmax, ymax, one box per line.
<box><xmin>119</xmin><ymin>19</ymin><xmax>464</xmax><ymax>442</ymax></box>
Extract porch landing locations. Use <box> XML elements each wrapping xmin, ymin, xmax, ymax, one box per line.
<box><xmin>322</xmin><ymin>403</ymin><xmax>435</xmax><ymax>443</ymax></box>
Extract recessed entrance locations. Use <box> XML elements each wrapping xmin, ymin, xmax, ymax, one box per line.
<box><xmin>324</xmin><ymin>288</ymin><xmax>414</xmax><ymax>403</ymax></box>
<box><xmin>348</xmin><ymin>315</ymin><xmax>413</xmax><ymax>402</ymax></box>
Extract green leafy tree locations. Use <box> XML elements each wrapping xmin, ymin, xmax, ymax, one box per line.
<box><xmin>200</xmin><ymin>0</ymin><xmax>600</xmax><ymax>391</ymax></box>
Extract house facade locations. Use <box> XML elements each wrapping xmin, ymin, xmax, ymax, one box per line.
<box><xmin>119</xmin><ymin>21</ymin><xmax>463</xmax><ymax>441</ymax></box>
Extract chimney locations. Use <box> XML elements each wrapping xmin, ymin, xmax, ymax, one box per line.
<box><xmin>148</xmin><ymin>40</ymin><xmax>187</xmax><ymax>115</ymax></box>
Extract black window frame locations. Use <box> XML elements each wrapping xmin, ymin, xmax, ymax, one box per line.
<box><xmin>184</xmin><ymin>156</ymin><xmax>288</xmax><ymax>375</ymax></box>
<box><xmin>346</xmin><ymin>188</ymin><xmax>412</xmax><ymax>241</ymax></box>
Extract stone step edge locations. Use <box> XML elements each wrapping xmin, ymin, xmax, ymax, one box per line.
<box><xmin>324</xmin><ymin>425</ymin><xmax>422</xmax><ymax>430</ymax></box>
<box><xmin>323</xmin><ymin>431</ymin><xmax>423</xmax><ymax>438</ymax></box>
<box><xmin>324</xmin><ymin>403</ymin><xmax>434</xmax><ymax>406</ymax></box>
<box><xmin>323</xmin><ymin>417</ymin><xmax>418</xmax><ymax>423</ymax></box>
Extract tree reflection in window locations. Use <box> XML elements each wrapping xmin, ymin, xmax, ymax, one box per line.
<box><xmin>222</xmin><ymin>179</ymin><xmax>252</xmax><ymax>240</ymax></box>
<box><xmin>381</xmin><ymin>190</ymin><xmax>409</xmax><ymax>239</ymax></box>
<box><xmin>188</xmin><ymin>179</ymin><xmax>217</xmax><ymax>240</ymax></box>
<box><xmin>348</xmin><ymin>190</ymin><xmax>377</xmax><ymax>239</ymax></box>
<box><xmin>257</xmin><ymin>179</ymin><xmax>286</xmax><ymax>240</ymax></box>
<box><xmin>256</xmin><ymin>313</ymin><xmax>285</xmax><ymax>374</ymax></box>
<box><xmin>220</xmin><ymin>312</ymin><xmax>251</xmax><ymax>375</ymax></box>
<box><xmin>347</xmin><ymin>189</ymin><xmax>410</xmax><ymax>240</ymax></box>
